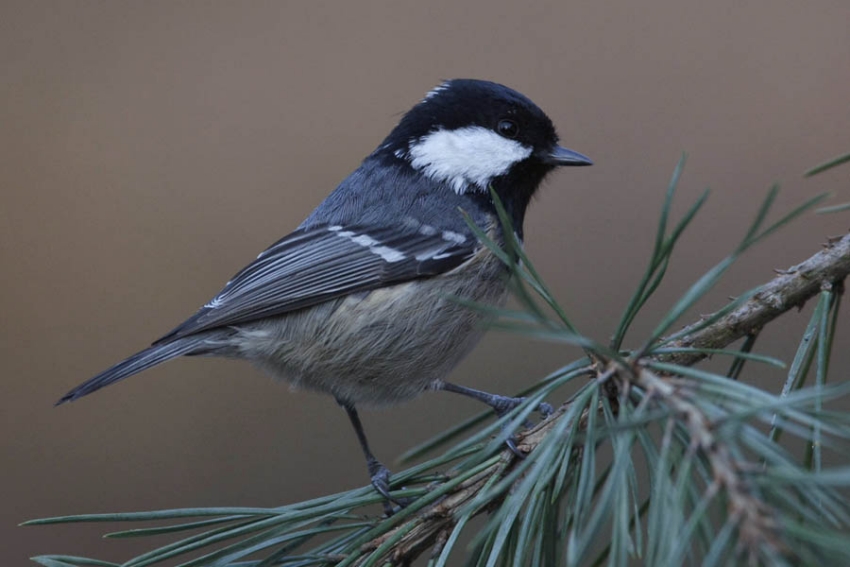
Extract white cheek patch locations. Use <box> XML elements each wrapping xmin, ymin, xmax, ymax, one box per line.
<box><xmin>406</xmin><ymin>126</ymin><xmax>533</xmax><ymax>194</ymax></box>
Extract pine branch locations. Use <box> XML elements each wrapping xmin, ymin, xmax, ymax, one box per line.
<box><xmin>633</xmin><ymin>367</ymin><xmax>782</xmax><ymax>564</ymax></box>
<box><xmin>661</xmin><ymin>233</ymin><xmax>850</xmax><ymax>367</ymax></box>
<box><xmin>350</xmin><ymin>232</ymin><xmax>850</xmax><ymax>565</ymax></box>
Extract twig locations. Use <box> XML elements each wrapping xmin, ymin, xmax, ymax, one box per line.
<box><xmin>661</xmin><ymin>232</ymin><xmax>850</xmax><ymax>366</ymax></box>
<box><xmin>635</xmin><ymin>367</ymin><xmax>782</xmax><ymax>563</ymax></box>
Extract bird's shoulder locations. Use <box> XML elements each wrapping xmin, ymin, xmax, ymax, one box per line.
<box><xmin>300</xmin><ymin>156</ymin><xmax>495</xmax><ymax>235</ymax></box>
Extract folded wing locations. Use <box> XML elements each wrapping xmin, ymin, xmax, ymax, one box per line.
<box><xmin>154</xmin><ymin>224</ymin><xmax>476</xmax><ymax>344</ymax></box>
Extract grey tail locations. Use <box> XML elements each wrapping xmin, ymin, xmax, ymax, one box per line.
<box><xmin>56</xmin><ymin>334</ymin><xmax>219</xmax><ymax>406</ymax></box>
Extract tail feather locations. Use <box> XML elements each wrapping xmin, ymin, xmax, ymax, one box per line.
<box><xmin>56</xmin><ymin>335</ymin><xmax>216</xmax><ymax>405</ymax></box>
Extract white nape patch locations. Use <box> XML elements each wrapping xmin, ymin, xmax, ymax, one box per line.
<box><xmin>406</xmin><ymin>126</ymin><xmax>532</xmax><ymax>194</ymax></box>
<box><xmin>328</xmin><ymin>226</ymin><xmax>406</xmax><ymax>263</ymax></box>
<box><xmin>423</xmin><ymin>81</ymin><xmax>451</xmax><ymax>101</ymax></box>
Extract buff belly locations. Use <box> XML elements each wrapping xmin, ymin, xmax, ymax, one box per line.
<box><xmin>228</xmin><ymin>249</ymin><xmax>507</xmax><ymax>406</ymax></box>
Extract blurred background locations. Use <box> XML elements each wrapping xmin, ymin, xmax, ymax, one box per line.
<box><xmin>2</xmin><ymin>1</ymin><xmax>849</xmax><ymax>563</ymax></box>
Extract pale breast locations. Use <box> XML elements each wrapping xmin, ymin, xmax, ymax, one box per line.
<box><xmin>235</xmin><ymin>241</ymin><xmax>510</xmax><ymax>406</ymax></box>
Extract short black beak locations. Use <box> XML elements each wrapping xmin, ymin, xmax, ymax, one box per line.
<box><xmin>542</xmin><ymin>145</ymin><xmax>593</xmax><ymax>166</ymax></box>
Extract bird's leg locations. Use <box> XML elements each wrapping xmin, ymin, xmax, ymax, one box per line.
<box><xmin>337</xmin><ymin>399</ymin><xmax>404</xmax><ymax>514</ymax></box>
<box><xmin>437</xmin><ymin>382</ymin><xmax>554</xmax><ymax>418</ymax></box>
<box><xmin>436</xmin><ymin>382</ymin><xmax>553</xmax><ymax>457</ymax></box>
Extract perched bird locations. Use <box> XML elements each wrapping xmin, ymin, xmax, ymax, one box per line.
<box><xmin>57</xmin><ymin>79</ymin><xmax>592</xmax><ymax>506</ymax></box>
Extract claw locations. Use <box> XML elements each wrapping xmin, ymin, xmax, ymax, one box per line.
<box><xmin>497</xmin><ymin>399</ymin><xmax>552</xmax><ymax>459</ymax></box>
<box><xmin>504</xmin><ymin>436</ymin><xmax>526</xmax><ymax>459</ymax></box>
<box><xmin>537</xmin><ymin>402</ymin><xmax>554</xmax><ymax>419</ymax></box>
<box><xmin>437</xmin><ymin>383</ymin><xmax>554</xmax><ymax>461</ymax></box>
<box><xmin>369</xmin><ymin>461</ymin><xmax>393</xmax><ymax>501</ymax></box>
<box><xmin>491</xmin><ymin>396</ymin><xmax>553</xmax><ymax>420</ymax></box>
<box><xmin>368</xmin><ymin>459</ymin><xmax>412</xmax><ymax>515</ymax></box>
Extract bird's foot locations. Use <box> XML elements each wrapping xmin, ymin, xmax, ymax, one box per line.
<box><xmin>436</xmin><ymin>383</ymin><xmax>554</xmax><ymax>460</ymax></box>
<box><xmin>489</xmin><ymin>395</ymin><xmax>554</xmax><ymax>421</ymax></box>
<box><xmin>489</xmin><ymin>396</ymin><xmax>554</xmax><ymax>459</ymax></box>
<box><xmin>367</xmin><ymin>458</ymin><xmax>412</xmax><ymax>515</ymax></box>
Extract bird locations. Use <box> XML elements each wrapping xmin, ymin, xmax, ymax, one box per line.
<box><xmin>57</xmin><ymin>78</ymin><xmax>592</xmax><ymax>508</ymax></box>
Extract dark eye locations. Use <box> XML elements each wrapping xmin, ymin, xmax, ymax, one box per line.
<box><xmin>496</xmin><ymin>119</ymin><xmax>519</xmax><ymax>138</ymax></box>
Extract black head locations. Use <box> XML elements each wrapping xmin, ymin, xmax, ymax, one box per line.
<box><xmin>373</xmin><ymin>79</ymin><xmax>591</xmax><ymax>223</ymax></box>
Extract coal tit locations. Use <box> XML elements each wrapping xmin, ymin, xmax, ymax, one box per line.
<box><xmin>57</xmin><ymin>79</ymin><xmax>592</xmax><ymax>506</ymax></box>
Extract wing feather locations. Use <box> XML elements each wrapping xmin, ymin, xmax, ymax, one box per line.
<box><xmin>153</xmin><ymin>224</ymin><xmax>475</xmax><ymax>344</ymax></box>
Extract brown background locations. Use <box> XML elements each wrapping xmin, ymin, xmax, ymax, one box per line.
<box><xmin>2</xmin><ymin>1</ymin><xmax>849</xmax><ymax>564</ymax></box>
